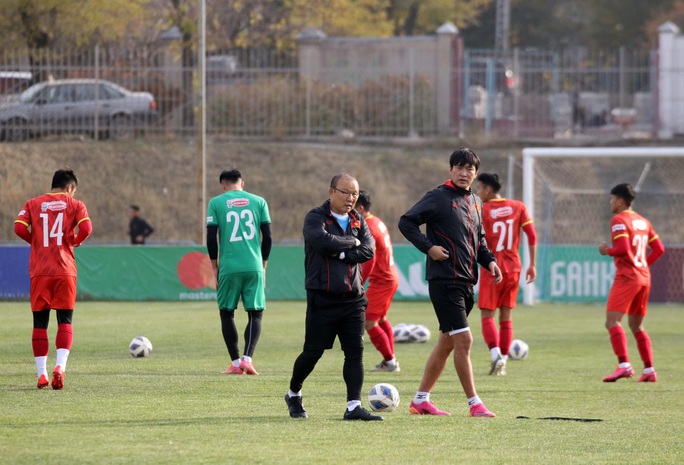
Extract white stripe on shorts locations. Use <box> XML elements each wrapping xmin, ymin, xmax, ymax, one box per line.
<box><xmin>448</xmin><ymin>327</ymin><xmax>470</xmax><ymax>336</ymax></box>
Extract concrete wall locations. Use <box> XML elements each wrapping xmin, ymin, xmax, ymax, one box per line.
<box><xmin>296</xmin><ymin>23</ymin><xmax>460</xmax><ymax>133</ymax></box>
<box><xmin>658</xmin><ymin>22</ymin><xmax>684</xmax><ymax>137</ymax></box>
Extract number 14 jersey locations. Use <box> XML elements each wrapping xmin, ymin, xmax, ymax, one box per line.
<box><xmin>15</xmin><ymin>192</ymin><xmax>90</xmax><ymax>278</ymax></box>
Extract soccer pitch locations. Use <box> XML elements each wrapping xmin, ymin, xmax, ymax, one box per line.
<box><xmin>1</xmin><ymin>301</ymin><xmax>683</xmax><ymax>465</ymax></box>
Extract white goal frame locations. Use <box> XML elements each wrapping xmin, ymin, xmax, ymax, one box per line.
<box><xmin>521</xmin><ymin>146</ymin><xmax>684</xmax><ymax>305</ymax></box>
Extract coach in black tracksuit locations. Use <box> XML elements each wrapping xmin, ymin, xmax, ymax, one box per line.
<box><xmin>285</xmin><ymin>173</ymin><xmax>383</xmax><ymax>421</ymax></box>
<box><xmin>398</xmin><ymin>148</ymin><xmax>503</xmax><ymax>418</ymax></box>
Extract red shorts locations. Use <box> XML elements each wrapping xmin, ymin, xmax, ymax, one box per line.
<box><xmin>478</xmin><ymin>272</ymin><xmax>520</xmax><ymax>311</ymax></box>
<box><xmin>606</xmin><ymin>282</ymin><xmax>650</xmax><ymax>316</ymax></box>
<box><xmin>365</xmin><ymin>279</ymin><xmax>399</xmax><ymax>321</ymax></box>
<box><xmin>30</xmin><ymin>276</ymin><xmax>77</xmax><ymax>311</ymax></box>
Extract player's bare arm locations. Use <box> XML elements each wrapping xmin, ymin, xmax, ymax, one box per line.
<box><xmin>489</xmin><ymin>262</ymin><xmax>503</xmax><ymax>284</ymax></box>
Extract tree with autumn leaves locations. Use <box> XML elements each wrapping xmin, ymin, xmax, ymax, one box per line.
<box><xmin>2</xmin><ymin>0</ymin><xmax>683</xmax><ymax>53</ymax></box>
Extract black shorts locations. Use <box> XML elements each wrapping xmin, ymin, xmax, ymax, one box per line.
<box><xmin>428</xmin><ymin>281</ymin><xmax>474</xmax><ymax>333</ymax></box>
<box><xmin>303</xmin><ymin>290</ymin><xmax>367</xmax><ymax>351</ymax></box>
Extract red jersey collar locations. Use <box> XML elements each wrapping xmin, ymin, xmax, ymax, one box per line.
<box><xmin>444</xmin><ymin>179</ymin><xmax>471</xmax><ymax>193</ymax></box>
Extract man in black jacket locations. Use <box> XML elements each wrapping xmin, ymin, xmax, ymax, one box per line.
<box><xmin>128</xmin><ymin>205</ymin><xmax>154</xmax><ymax>245</ymax></box>
<box><xmin>399</xmin><ymin>148</ymin><xmax>502</xmax><ymax>418</ymax></box>
<box><xmin>285</xmin><ymin>173</ymin><xmax>382</xmax><ymax>421</ymax></box>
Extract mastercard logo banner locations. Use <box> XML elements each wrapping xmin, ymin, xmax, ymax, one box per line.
<box><xmin>177</xmin><ymin>251</ymin><xmax>216</xmax><ymax>290</ymax></box>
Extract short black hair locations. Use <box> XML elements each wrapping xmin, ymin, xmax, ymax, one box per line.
<box><xmin>355</xmin><ymin>190</ymin><xmax>372</xmax><ymax>210</ymax></box>
<box><xmin>219</xmin><ymin>169</ymin><xmax>242</xmax><ymax>184</ymax></box>
<box><xmin>449</xmin><ymin>147</ymin><xmax>480</xmax><ymax>171</ymax></box>
<box><xmin>476</xmin><ymin>172</ymin><xmax>502</xmax><ymax>193</ymax></box>
<box><xmin>330</xmin><ymin>172</ymin><xmax>354</xmax><ymax>189</ymax></box>
<box><xmin>611</xmin><ymin>183</ymin><xmax>635</xmax><ymax>206</ymax></box>
<box><xmin>130</xmin><ymin>205</ymin><xmax>140</xmax><ymax>212</ymax></box>
<box><xmin>51</xmin><ymin>168</ymin><xmax>78</xmax><ymax>189</ymax></box>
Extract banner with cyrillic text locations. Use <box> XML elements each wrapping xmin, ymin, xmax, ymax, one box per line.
<box><xmin>0</xmin><ymin>245</ymin><xmax>677</xmax><ymax>302</ymax></box>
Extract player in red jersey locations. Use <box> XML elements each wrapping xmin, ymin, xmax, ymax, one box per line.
<box><xmin>475</xmin><ymin>173</ymin><xmax>537</xmax><ymax>376</ymax></box>
<box><xmin>598</xmin><ymin>183</ymin><xmax>664</xmax><ymax>383</ymax></box>
<box><xmin>354</xmin><ymin>191</ymin><xmax>401</xmax><ymax>372</ymax></box>
<box><xmin>14</xmin><ymin>168</ymin><xmax>92</xmax><ymax>390</ymax></box>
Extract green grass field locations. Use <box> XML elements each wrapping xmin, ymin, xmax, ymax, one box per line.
<box><xmin>1</xmin><ymin>301</ymin><xmax>683</xmax><ymax>464</ymax></box>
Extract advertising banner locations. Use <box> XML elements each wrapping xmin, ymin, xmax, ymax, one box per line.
<box><xmin>0</xmin><ymin>246</ymin><xmax>30</xmax><ymax>299</ymax></box>
<box><xmin>0</xmin><ymin>244</ymin><xmax>680</xmax><ymax>303</ymax></box>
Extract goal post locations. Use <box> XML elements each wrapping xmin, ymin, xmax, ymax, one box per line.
<box><xmin>522</xmin><ymin>147</ymin><xmax>684</xmax><ymax>305</ymax></box>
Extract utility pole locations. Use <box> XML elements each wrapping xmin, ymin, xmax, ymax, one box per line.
<box><xmin>197</xmin><ymin>0</ymin><xmax>207</xmax><ymax>246</ymax></box>
<box><xmin>495</xmin><ymin>0</ymin><xmax>510</xmax><ymax>51</ymax></box>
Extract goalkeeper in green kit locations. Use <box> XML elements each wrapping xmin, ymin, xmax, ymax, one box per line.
<box><xmin>206</xmin><ymin>169</ymin><xmax>272</xmax><ymax>375</ymax></box>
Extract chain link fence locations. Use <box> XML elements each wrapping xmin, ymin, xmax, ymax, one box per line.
<box><xmin>0</xmin><ymin>44</ymin><xmax>662</xmax><ymax>141</ymax></box>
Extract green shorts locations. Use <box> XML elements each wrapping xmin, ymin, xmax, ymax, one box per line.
<box><xmin>217</xmin><ymin>271</ymin><xmax>265</xmax><ymax>311</ymax></box>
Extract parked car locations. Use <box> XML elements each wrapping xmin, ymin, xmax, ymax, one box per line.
<box><xmin>0</xmin><ymin>78</ymin><xmax>158</xmax><ymax>141</ymax></box>
<box><xmin>0</xmin><ymin>71</ymin><xmax>32</xmax><ymax>96</ymax></box>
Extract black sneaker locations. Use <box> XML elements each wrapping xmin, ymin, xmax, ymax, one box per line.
<box><xmin>343</xmin><ymin>405</ymin><xmax>384</xmax><ymax>421</ymax></box>
<box><xmin>285</xmin><ymin>394</ymin><xmax>308</xmax><ymax>419</ymax></box>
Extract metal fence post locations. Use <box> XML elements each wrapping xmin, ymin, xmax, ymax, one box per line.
<box><xmin>513</xmin><ymin>48</ymin><xmax>520</xmax><ymax>139</ymax></box>
<box><xmin>409</xmin><ymin>47</ymin><xmax>415</xmax><ymax>137</ymax></box>
<box><xmin>485</xmin><ymin>58</ymin><xmax>494</xmax><ymax>135</ymax></box>
<box><xmin>462</xmin><ymin>52</ymin><xmax>471</xmax><ymax>136</ymax></box>
<box><xmin>94</xmin><ymin>44</ymin><xmax>100</xmax><ymax>140</ymax></box>
<box><xmin>305</xmin><ymin>76</ymin><xmax>311</xmax><ymax>138</ymax></box>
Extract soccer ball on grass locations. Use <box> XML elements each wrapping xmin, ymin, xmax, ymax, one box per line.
<box><xmin>408</xmin><ymin>324</ymin><xmax>431</xmax><ymax>343</ymax></box>
<box><xmin>393</xmin><ymin>323</ymin><xmax>413</xmax><ymax>343</ymax></box>
<box><xmin>368</xmin><ymin>383</ymin><xmax>400</xmax><ymax>412</ymax></box>
<box><xmin>129</xmin><ymin>336</ymin><xmax>153</xmax><ymax>357</ymax></box>
<box><xmin>508</xmin><ymin>339</ymin><xmax>529</xmax><ymax>360</ymax></box>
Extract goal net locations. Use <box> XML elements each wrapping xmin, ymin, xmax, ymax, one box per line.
<box><xmin>522</xmin><ymin>147</ymin><xmax>684</xmax><ymax>304</ymax></box>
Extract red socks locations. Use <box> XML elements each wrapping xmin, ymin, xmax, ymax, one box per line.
<box><xmin>56</xmin><ymin>323</ymin><xmax>73</xmax><ymax>350</ymax></box>
<box><xmin>500</xmin><ymin>320</ymin><xmax>513</xmax><ymax>356</ymax></box>
<box><xmin>32</xmin><ymin>328</ymin><xmax>49</xmax><ymax>357</ymax></box>
<box><xmin>634</xmin><ymin>330</ymin><xmax>653</xmax><ymax>369</ymax></box>
<box><xmin>481</xmin><ymin>317</ymin><xmax>498</xmax><ymax>350</ymax></box>
<box><xmin>368</xmin><ymin>325</ymin><xmax>393</xmax><ymax>361</ymax></box>
<box><xmin>609</xmin><ymin>326</ymin><xmax>629</xmax><ymax>364</ymax></box>
<box><xmin>378</xmin><ymin>319</ymin><xmax>395</xmax><ymax>355</ymax></box>
<box><xmin>481</xmin><ymin>318</ymin><xmax>514</xmax><ymax>355</ymax></box>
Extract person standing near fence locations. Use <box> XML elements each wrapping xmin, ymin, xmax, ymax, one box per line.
<box><xmin>353</xmin><ymin>190</ymin><xmax>401</xmax><ymax>373</ymax></box>
<box><xmin>598</xmin><ymin>183</ymin><xmax>664</xmax><ymax>383</ymax></box>
<box><xmin>128</xmin><ymin>205</ymin><xmax>154</xmax><ymax>245</ymax></box>
<box><xmin>399</xmin><ymin>148</ymin><xmax>502</xmax><ymax>418</ymax></box>
<box><xmin>285</xmin><ymin>173</ymin><xmax>382</xmax><ymax>421</ymax></box>
<box><xmin>206</xmin><ymin>169</ymin><xmax>272</xmax><ymax>375</ymax></box>
<box><xmin>474</xmin><ymin>172</ymin><xmax>537</xmax><ymax>376</ymax></box>
<box><xmin>14</xmin><ymin>168</ymin><xmax>92</xmax><ymax>390</ymax></box>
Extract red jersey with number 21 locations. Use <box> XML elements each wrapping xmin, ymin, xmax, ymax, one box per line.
<box><xmin>481</xmin><ymin>198</ymin><xmax>533</xmax><ymax>274</ymax></box>
<box><xmin>610</xmin><ymin>210</ymin><xmax>657</xmax><ymax>286</ymax></box>
<box><xmin>15</xmin><ymin>192</ymin><xmax>90</xmax><ymax>278</ymax></box>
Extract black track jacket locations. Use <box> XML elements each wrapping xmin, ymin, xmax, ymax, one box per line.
<box><xmin>399</xmin><ymin>180</ymin><xmax>496</xmax><ymax>285</ymax></box>
<box><xmin>303</xmin><ymin>199</ymin><xmax>375</xmax><ymax>296</ymax></box>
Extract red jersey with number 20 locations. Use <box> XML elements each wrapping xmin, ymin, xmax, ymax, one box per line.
<box><xmin>610</xmin><ymin>210</ymin><xmax>657</xmax><ymax>286</ymax></box>
<box><xmin>481</xmin><ymin>198</ymin><xmax>533</xmax><ymax>274</ymax></box>
<box><xmin>15</xmin><ymin>193</ymin><xmax>90</xmax><ymax>278</ymax></box>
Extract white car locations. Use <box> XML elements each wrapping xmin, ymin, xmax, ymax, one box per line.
<box><xmin>0</xmin><ymin>78</ymin><xmax>158</xmax><ymax>141</ymax></box>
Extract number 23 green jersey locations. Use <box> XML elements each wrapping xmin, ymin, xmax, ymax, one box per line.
<box><xmin>207</xmin><ymin>191</ymin><xmax>271</xmax><ymax>275</ymax></box>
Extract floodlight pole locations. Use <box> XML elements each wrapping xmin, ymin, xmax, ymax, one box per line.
<box><xmin>198</xmin><ymin>0</ymin><xmax>207</xmax><ymax>246</ymax></box>
<box><xmin>495</xmin><ymin>0</ymin><xmax>510</xmax><ymax>51</ymax></box>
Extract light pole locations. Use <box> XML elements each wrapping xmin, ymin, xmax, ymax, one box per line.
<box><xmin>495</xmin><ymin>0</ymin><xmax>510</xmax><ymax>51</ymax></box>
<box><xmin>197</xmin><ymin>0</ymin><xmax>207</xmax><ymax>246</ymax></box>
